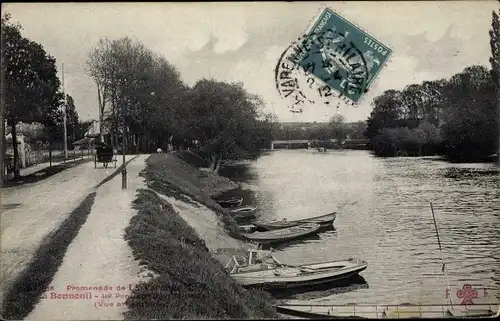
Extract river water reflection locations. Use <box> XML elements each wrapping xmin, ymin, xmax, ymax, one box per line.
<box><xmin>218</xmin><ymin>149</ymin><xmax>500</xmax><ymax>305</ymax></box>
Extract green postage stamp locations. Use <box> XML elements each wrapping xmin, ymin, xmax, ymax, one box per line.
<box><xmin>275</xmin><ymin>7</ymin><xmax>393</xmax><ymax>109</ymax></box>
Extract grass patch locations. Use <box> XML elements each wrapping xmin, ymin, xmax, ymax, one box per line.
<box><xmin>124</xmin><ymin>188</ymin><xmax>278</xmax><ymax>319</ymax></box>
<box><xmin>176</xmin><ymin>150</ymin><xmax>210</xmax><ymax>168</ymax></box>
<box><xmin>0</xmin><ymin>192</ymin><xmax>97</xmax><ymax>320</ymax></box>
<box><xmin>142</xmin><ymin>153</ymin><xmax>244</xmax><ymax>240</ymax></box>
<box><xmin>3</xmin><ymin>158</ymin><xmax>92</xmax><ymax>188</ymax></box>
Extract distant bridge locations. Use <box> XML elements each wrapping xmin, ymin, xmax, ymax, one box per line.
<box><xmin>270</xmin><ymin>139</ymin><xmax>369</xmax><ymax>150</ymax></box>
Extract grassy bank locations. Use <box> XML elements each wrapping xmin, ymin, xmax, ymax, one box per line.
<box><xmin>143</xmin><ymin>152</ymin><xmax>244</xmax><ymax>239</ymax></box>
<box><xmin>123</xmin><ymin>153</ymin><xmax>279</xmax><ymax>319</ymax></box>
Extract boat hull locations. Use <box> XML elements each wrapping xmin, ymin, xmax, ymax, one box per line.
<box><xmin>231</xmin><ymin>205</ymin><xmax>257</xmax><ymax>214</ymax></box>
<box><xmin>217</xmin><ymin>197</ymin><xmax>243</xmax><ymax>208</ymax></box>
<box><xmin>238</xmin><ymin>224</ymin><xmax>257</xmax><ymax>233</ymax></box>
<box><xmin>254</xmin><ymin>213</ymin><xmax>336</xmax><ymax>231</ymax></box>
<box><xmin>232</xmin><ymin>260</ymin><xmax>367</xmax><ymax>290</ymax></box>
<box><xmin>242</xmin><ymin>223</ymin><xmax>321</xmax><ymax>244</ymax></box>
<box><xmin>233</xmin><ymin>211</ymin><xmax>257</xmax><ymax>221</ymax></box>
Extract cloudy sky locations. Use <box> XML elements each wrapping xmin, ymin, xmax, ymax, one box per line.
<box><xmin>3</xmin><ymin>1</ymin><xmax>498</xmax><ymax>122</ymax></box>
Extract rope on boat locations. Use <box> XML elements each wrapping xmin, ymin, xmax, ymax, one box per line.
<box><xmin>430</xmin><ymin>202</ymin><xmax>454</xmax><ymax>307</ymax></box>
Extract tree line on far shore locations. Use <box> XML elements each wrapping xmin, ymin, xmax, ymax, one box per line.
<box><xmin>364</xmin><ymin>10</ymin><xmax>500</xmax><ymax>162</ymax></box>
<box><xmin>271</xmin><ymin>116</ymin><xmax>367</xmax><ymax>146</ymax></box>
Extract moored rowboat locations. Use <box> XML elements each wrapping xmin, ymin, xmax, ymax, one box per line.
<box><xmin>216</xmin><ymin>196</ymin><xmax>243</xmax><ymax>208</ymax></box>
<box><xmin>229</xmin><ymin>250</ymin><xmax>367</xmax><ymax>290</ymax></box>
<box><xmin>233</xmin><ymin>211</ymin><xmax>257</xmax><ymax>221</ymax></box>
<box><xmin>231</xmin><ymin>206</ymin><xmax>257</xmax><ymax>221</ymax></box>
<box><xmin>275</xmin><ymin>302</ymin><xmax>499</xmax><ymax>319</ymax></box>
<box><xmin>230</xmin><ymin>205</ymin><xmax>257</xmax><ymax>214</ymax></box>
<box><xmin>254</xmin><ymin>212</ymin><xmax>336</xmax><ymax>231</ymax></box>
<box><xmin>238</xmin><ymin>224</ymin><xmax>257</xmax><ymax>233</ymax></box>
<box><xmin>242</xmin><ymin>223</ymin><xmax>320</xmax><ymax>244</ymax></box>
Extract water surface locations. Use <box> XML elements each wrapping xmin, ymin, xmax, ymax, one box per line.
<box><xmin>219</xmin><ymin>149</ymin><xmax>500</xmax><ymax>305</ymax></box>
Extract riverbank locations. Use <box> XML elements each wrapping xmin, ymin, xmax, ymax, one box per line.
<box><xmin>123</xmin><ymin>152</ymin><xmax>278</xmax><ymax>319</ymax></box>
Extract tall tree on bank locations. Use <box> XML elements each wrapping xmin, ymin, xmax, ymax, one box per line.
<box><xmin>182</xmin><ymin>79</ymin><xmax>266</xmax><ymax>172</ymax></box>
<box><xmin>329</xmin><ymin>114</ymin><xmax>347</xmax><ymax>141</ymax></box>
<box><xmin>441</xmin><ymin>66</ymin><xmax>498</xmax><ymax>160</ymax></box>
<box><xmin>1</xmin><ymin>14</ymin><xmax>63</xmax><ymax>178</ymax></box>
<box><xmin>64</xmin><ymin>94</ymin><xmax>79</xmax><ymax>143</ymax></box>
<box><xmin>85</xmin><ymin>37</ymin><xmax>186</xmax><ymax>152</ymax></box>
<box><xmin>490</xmin><ymin>10</ymin><xmax>500</xmax><ymax>163</ymax></box>
<box><xmin>86</xmin><ymin>39</ymin><xmax>112</xmax><ymax>143</ymax></box>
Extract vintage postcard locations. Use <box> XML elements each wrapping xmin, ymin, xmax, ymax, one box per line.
<box><xmin>1</xmin><ymin>1</ymin><xmax>499</xmax><ymax>320</ymax></box>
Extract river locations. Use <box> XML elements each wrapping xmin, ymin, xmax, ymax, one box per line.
<box><xmin>218</xmin><ymin>149</ymin><xmax>500</xmax><ymax>305</ymax></box>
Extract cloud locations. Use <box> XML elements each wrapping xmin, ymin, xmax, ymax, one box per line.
<box><xmin>3</xmin><ymin>1</ymin><xmax>498</xmax><ymax>123</ymax></box>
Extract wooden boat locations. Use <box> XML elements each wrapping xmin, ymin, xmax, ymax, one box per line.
<box><xmin>216</xmin><ymin>196</ymin><xmax>243</xmax><ymax>208</ymax></box>
<box><xmin>253</xmin><ymin>212</ymin><xmax>336</xmax><ymax>231</ymax></box>
<box><xmin>242</xmin><ymin>223</ymin><xmax>321</xmax><ymax>244</ymax></box>
<box><xmin>233</xmin><ymin>211</ymin><xmax>257</xmax><ymax>221</ymax></box>
<box><xmin>238</xmin><ymin>224</ymin><xmax>257</xmax><ymax>233</ymax></box>
<box><xmin>229</xmin><ymin>249</ymin><xmax>367</xmax><ymax>290</ymax></box>
<box><xmin>231</xmin><ymin>205</ymin><xmax>257</xmax><ymax>214</ymax></box>
<box><xmin>275</xmin><ymin>302</ymin><xmax>499</xmax><ymax>319</ymax></box>
<box><xmin>230</xmin><ymin>206</ymin><xmax>257</xmax><ymax>221</ymax></box>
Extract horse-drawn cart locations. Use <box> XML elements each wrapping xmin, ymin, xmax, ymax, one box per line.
<box><xmin>94</xmin><ymin>144</ymin><xmax>117</xmax><ymax>169</ymax></box>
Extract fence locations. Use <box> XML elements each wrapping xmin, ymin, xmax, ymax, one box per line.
<box><xmin>5</xmin><ymin>138</ymin><xmax>93</xmax><ymax>175</ymax></box>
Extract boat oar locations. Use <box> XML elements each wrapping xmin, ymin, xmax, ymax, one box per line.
<box><xmin>430</xmin><ymin>202</ymin><xmax>454</xmax><ymax>307</ymax></box>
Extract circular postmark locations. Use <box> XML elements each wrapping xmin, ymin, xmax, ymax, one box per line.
<box><xmin>274</xmin><ymin>27</ymin><xmax>371</xmax><ymax>113</ymax></box>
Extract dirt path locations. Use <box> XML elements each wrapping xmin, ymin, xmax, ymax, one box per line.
<box><xmin>156</xmin><ymin>192</ymin><xmax>254</xmax><ymax>265</ymax></box>
<box><xmin>0</xmin><ymin>156</ymin><xmax>136</xmax><ymax>308</ymax></box>
<box><xmin>26</xmin><ymin>155</ymin><xmax>149</xmax><ymax>320</ymax></box>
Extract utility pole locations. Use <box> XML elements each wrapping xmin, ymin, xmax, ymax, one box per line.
<box><xmin>121</xmin><ymin>82</ymin><xmax>127</xmax><ymax>189</ymax></box>
<box><xmin>62</xmin><ymin>63</ymin><xmax>68</xmax><ymax>160</ymax></box>
<box><xmin>0</xmin><ymin>87</ymin><xmax>4</xmax><ymax>187</ymax></box>
<box><xmin>497</xmin><ymin>67</ymin><xmax>500</xmax><ymax>166</ymax></box>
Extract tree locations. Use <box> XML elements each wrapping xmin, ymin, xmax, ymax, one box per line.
<box><xmin>329</xmin><ymin>114</ymin><xmax>347</xmax><ymax>141</ymax></box>
<box><xmin>86</xmin><ymin>38</ymin><xmax>113</xmax><ymax>143</ymax></box>
<box><xmin>1</xmin><ymin>14</ymin><xmax>63</xmax><ymax>178</ymax></box>
<box><xmin>411</xmin><ymin>121</ymin><xmax>442</xmax><ymax>155</ymax></box>
<box><xmin>491</xmin><ymin>10</ymin><xmax>500</xmax><ymax>86</ymax></box>
<box><xmin>440</xmin><ymin>66</ymin><xmax>498</xmax><ymax>160</ymax></box>
<box><xmin>348</xmin><ymin>121</ymin><xmax>368</xmax><ymax>139</ymax></box>
<box><xmin>64</xmin><ymin>94</ymin><xmax>79</xmax><ymax>143</ymax></box>
<box><xmin>85</xmin><ymin>37</ymin><xmax>276</xmax><ymax>160</ymax></box>
<box><xmin>490</xmin><ymin>10</ymin><xmax>500</xmax><ymax>163</ymax></box>
<box><xmin>86</xmin><ymin>37</ymin><xmax>186</xmax><ymax>153</ymax></box>
<box><xmin>183</xmin><ymin>79</ymin><xmax>265</xmax><ymax>172</ymax></box>
<box><xmin>365</xmin><ymin>89</ymin><xmax>403</xmax><ymax>139</ymax></box>
<box><xmin>137</xmin><ymin>54</ymin><xmax>186</xmax><ymax>152</ymax></box>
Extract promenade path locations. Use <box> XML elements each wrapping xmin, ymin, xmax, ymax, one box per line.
<box><xmin>26</xmin><ymin>154</ymin><xmax>149</xmax><ymax>320</ymax></box>
<box><xmin>0</xmin><ymin>155</ymin><xmax>136</xmax><ymax>307</ymax></box>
